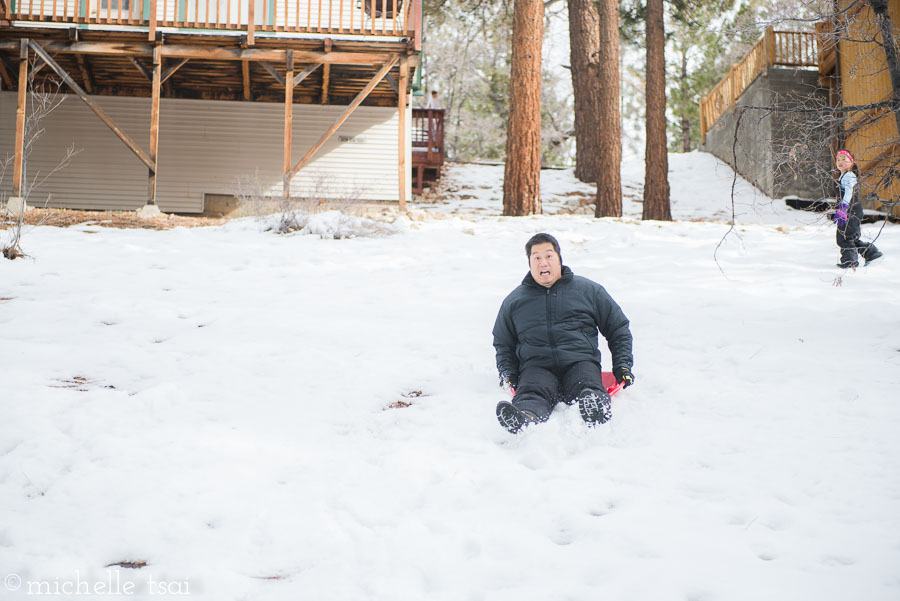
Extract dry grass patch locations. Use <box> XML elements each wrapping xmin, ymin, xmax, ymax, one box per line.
<box><xmin>1</xmin><ymin>208</ymin><xmax>226</xmax><ymax>231</ymax></box>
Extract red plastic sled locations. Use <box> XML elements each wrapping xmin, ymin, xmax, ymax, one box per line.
<box><xmin>602</xmin><ymin>371</ymin><xmax>625</xmax><ymax>397</ymax></box>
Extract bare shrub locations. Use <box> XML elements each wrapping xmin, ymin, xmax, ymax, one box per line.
<box><xmin>234</xmin><ymin>171</ymin><xmax>398</xmax><ymax>238</ymax></box>
<box><xmin>2</xmin><ymin>60</ymin><xmax>79</xmax><ymax>259</ymax></box>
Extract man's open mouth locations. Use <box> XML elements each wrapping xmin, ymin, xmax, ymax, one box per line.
<box><xmin>540</xmin><ymin>270</ymin><xmax>550</xmax><ymax>276</ymax></box>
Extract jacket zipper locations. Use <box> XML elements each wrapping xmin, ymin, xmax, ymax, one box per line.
<box><xmin>545</xmin><ymin>287</ymin><xmax>561</xmax><ymax>371</ymax></box>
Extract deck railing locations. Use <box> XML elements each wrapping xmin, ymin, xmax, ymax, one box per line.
<box><xmin>700</xmin><ymin>27</ymin><xmax>817</xmax><ymax>143</ymax></box>
<box><xmin>412</xmin><ymin>108</ymin><xmax>444</xmax><ymax>164</ymax></box>
<box><xmin>2</xmin><ymin>0</ymin><xmax>422</xmax><ymax>43</ymax></box>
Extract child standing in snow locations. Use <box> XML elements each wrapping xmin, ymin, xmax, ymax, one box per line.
<box><xmin>833</xmin><ymin>149</ymin><xmax>883</xmax><ymax>268</ymax></box>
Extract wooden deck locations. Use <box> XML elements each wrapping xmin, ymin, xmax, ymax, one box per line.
<box><xmin>1</xmin><ymin>0</ymin><xmax>422</xmax><ymax>209</ymax></box>
<box><xmin>0</xmin><ymin>0</ymin><xmax>422</xmax><ymax>107</ymax></box>
<box><xmin>0</xmin><ymin>30</ymin><xmax>417</xmax><ymax>106</ymax></box>
<box><xmin>1</xmin><ymin>0</ymin><xmax>422</xmax><ymax>43</ymax></box>
<box><xmin>411</xmin><ymin>107</ymin><xmax>443</xmax><ymax>192</ymax></box>
<box><xmin>699</xmin><ymin>27</ymin><xmax>817</xmax><ymax>144</ymax></box>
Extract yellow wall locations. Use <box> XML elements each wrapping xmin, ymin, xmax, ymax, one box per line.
<box><xmin>838</xmin><ymin>0</ymin><xmax>900</xmax><ymax>216</ymax></box>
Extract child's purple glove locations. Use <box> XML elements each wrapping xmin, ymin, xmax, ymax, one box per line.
<box><xmin>833</xmin><ymin>205</ymin><xmax>849</xmax><ymax>227</ymax></box>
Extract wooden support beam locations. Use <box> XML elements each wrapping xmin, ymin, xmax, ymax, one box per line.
<box><xmin>293</xmin><ymin>62</ymin><xmax>321</xmax><ymax>86</ymax></box>
<box><xmin>27</xmin><ymin>40</ymin><xmax>154</xmax><ymax>171</ymax></box>
<box><xmin>242</xmin><ymin>60</ymin><xmax>251</xmax><ymax>100</ymax></box>
<box><xmin>398</xmin><ymin>56</ymin><xmax>408</xmax><ymax>212</ymax></box>
<box><xmin>12</xmin><ymin>39</ymin><xmax>28</xmax><ymax>198</ymax></box>
<box><xmin>75</xmin><ymin>54</ymin><xmax>93</xmax><ymax>93</ymax></box>
<box><xmin>161</xmin><ymin>57</ymin><xmax>189</xmax><ymax>84</ymax></box>
<box><xmin>0</xmin><ymin>41</ymin><xmax>399</xmax><ymax>66</ymax></box>
<box><xmin>148</xmin><ymin>45</ymin><xmax>161</xmax><ymax>205</ymax></box>
<box><xmin>31</xmin><ymin>59</ymin><xmax>46</xmax><ymax>77</ymax></box>
<box><xmin>384</xmin><ymin>72</ymin><xmax>399</xmax><ymax>94</ymax></box>
<box><xmin>289</xmin><ymin>57</ymin><xmax>398</xmax><ymax>180</ymax></box>
<box><xmin>260</xmin><ymin>61</ymin><xmax>285</xmax><ymax>86</ymax></box>
<box><xmin>0</xmin><ymin>55</ymin><xmax>14</xmax><ymax>90</ymax></box>
<box><xmin>283</xmin><ymin>50</ymin><xmax>294</xmax><ymax>200</ymax></box>
<box><xmin>321</xmin><ymin>63</ymin><xmax>330</xmax><ymax>104</ymax></box>
<box><xmin>130</xmin><ymin>55</ymin><xmax>152</xmax><ymax>80</ymax></box>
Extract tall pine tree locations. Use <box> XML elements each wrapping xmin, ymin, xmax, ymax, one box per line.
<box><xmin>595</xmin><ymin>0</ymin><xmax>623</xmax><ymax>217</ymax></box>
<box><xmin>568</xmin><ymin>0</ymin><xmax>602</xmax><ymax>183</ymax></box>
<box><xmin>503</xmin><ymin>0</ymin><xmax>543</xmax><ymax>216</ymax></box>
<box><xmin>643</xmin><ymin>0</ymin><xmax>672</xmax><ymax>221</ymax></box>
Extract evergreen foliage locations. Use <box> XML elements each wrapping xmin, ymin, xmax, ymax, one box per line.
<box><xmin>421</xmin><ymin>0</ymin><xmax>573</xmax><ymax>164</ymax></box>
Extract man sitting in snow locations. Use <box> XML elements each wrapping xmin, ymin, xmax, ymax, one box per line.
<box><xmin>492</xmin><ymin>233</ymin><xmax>635</xmax><ymax>433</ymax></box>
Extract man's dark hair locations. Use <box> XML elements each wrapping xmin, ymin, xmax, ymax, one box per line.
<box><xmin>525</xmin><ymin>233</ymin><xmax>562</xmax><ymax>262</ymax></box>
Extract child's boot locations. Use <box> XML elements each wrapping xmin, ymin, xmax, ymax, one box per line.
<box><xmin>864</xmin><ymin>247</ymin><xmax>884</xmax><ymax>265</ymax></box>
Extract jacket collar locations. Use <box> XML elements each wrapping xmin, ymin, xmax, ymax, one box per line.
<box><xmin>522</xmin><ymin>265</ymin><xmax>574</xmax><ymax>289</ymax></box>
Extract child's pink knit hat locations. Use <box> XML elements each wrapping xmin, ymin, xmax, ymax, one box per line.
<box><xmin>837</xmin><ymin>149</ymin><xmax>854</xmax><ymax>162</ymax></box>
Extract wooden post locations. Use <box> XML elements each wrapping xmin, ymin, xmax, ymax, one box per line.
<box><xmin>321</xmin><ymin>37</ymin><xmax>331</xmax><ymax>103</ymax></box>
<box><xmin>321</xmin><ymin>63</ymin><xmax>330</xmax><ymax>103</ymax></box>
<box><xmin>397</xmin><ymin>56</ymin><xmax>407</xmax><ymax>212</ymax></box>
<box><xmin>730</xmin><ymin>64</ymin><xmax>738</xmax><ymax>103</ymax></box>
<box><xmin>412</xmin><ymin>0</ymin><xmax>421</xmax><ymax>51</ymax></box>
<box><xmin>247</xmin><ymin>0</ymin><xmax>255</xmax><ymax>46</ymax></box>
<box><xmin>12</xmin><ymin>39</ymin><xmax>27</xmax><ymax>198</ymax></box>
<box><xmin>148</xmin><ymin>0</ymin><xmax>157</xmax><ymax>40</ymax></box>
<box><xmin>148</xmin><ymin>44</ymin><xmax>161</xmax><ymax>206</ymax></box>
<box><xmin>765</xmin><ymin>26</ymin><xmax>776</xmax><ymax>66</ymax></box>
<box><xmin>242</xmin><ymin>59</ymin><xmax>251</xmax><ymax>100</ymax></box>
<box><xmin>699</xmin><ymin>97</ymin><xmax>707</xmax><ymax>145</ymax></box>
<box><xmin>283</xmin><ymin>50</ymin><xmax>294</xmax><ymax>200</ymax></box>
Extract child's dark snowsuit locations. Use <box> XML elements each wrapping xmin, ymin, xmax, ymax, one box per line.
<box><xmin>835</xmin><ymin>171</ymin><xmax>881</xmax><ymax>268</ymax></box>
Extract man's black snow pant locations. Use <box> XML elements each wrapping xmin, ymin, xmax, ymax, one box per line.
<box><xmin>512</xmin><ymin>361</ymin><xmax>606</xmax><ymax>421</ymax></box>
<box><xmin>837</xmin><ymin>204</ymin><xmax>881</xmax><ymax>267</ymax></box>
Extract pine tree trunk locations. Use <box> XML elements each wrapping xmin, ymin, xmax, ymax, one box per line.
<box><xmin>594</xmin><ymin>0</ymin><xmax>622</xmax><ymax>217</ymax></box>
<box><xmin>642</xmin><ymin>0</ymin><xmax>672</xmax><ymax>221</ymax></box>
<box><xmin>503</xmin><ymin>0</ymin><xmax>543</xmax><ymax>216</ymax></box>
<box><xmin>680</xmin><ymin>51</ymin><xmax>691</xmax><ymax>153</ymax></box>
<box><xmin>568</xmin><ymin>0</ymin><xmax>601</xmax><ymax>183</ymax></box>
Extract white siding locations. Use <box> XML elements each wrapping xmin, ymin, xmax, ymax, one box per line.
<box><xmin>0</xmin><ymin>92</ymin><xmax>410</xmax><ymax>212</ymax></box>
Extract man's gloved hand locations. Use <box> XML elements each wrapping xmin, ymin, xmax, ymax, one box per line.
<box><xmin>613</xmin><ymin>366</ymin><xmax>635</xmax><ymax>388</ymax></box>
<box><xmin>499</xmin><ymin>373</ymin><xmax>518</xmax><ymax>392</ymax></box>
<box><xmin>833</xmin><ymin>204</ymin><xmax>849</xmax><ymax>227</ymax></box>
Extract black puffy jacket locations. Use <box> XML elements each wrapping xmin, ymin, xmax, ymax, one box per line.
<box><xmin>492</xmin><ymin>266</ymin><xmax>633</xmax><ymax>385</ymax></box>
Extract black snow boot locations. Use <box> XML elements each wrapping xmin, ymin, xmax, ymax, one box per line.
<box><xmin>865</xmin><ymin>248</ymin><xmax>884</xmax><ymax>265</ymax></box>
<box><xmin>577</xmin><ymin>388</ymin><xmax>612</xmax><ymax>426</ymax></box>
<box><xmin>496</xmin><ymin>401</ymin><xmax>540</xmax><ymax>434</ymax></box>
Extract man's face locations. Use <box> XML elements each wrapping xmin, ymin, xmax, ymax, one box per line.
<box><xmin>529</xmin><ymin>242</ymin><xmax>562</xmax><ymax>288</ymax></box>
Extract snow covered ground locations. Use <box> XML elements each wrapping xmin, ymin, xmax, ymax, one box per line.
<box><xmin>424</xmin><ymin>152</ymin><xmax>824</xmax><ymax>225</ymax></box>
<box><xmin>2</xmin><ymin>152</ymin><xmax>899</xmax><ymax>600</ymax></box>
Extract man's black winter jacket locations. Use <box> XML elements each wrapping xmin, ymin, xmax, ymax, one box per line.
<box><xmin>492</xmin><ymin>266</ymin><xmax>633</xmax><ymax>385</ymax></box>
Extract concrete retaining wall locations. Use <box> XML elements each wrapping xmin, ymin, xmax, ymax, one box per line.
<box><xmin>701</xmin><ymin>67</ymin><xmax>832</xmax><ymax>200</ymax></box>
